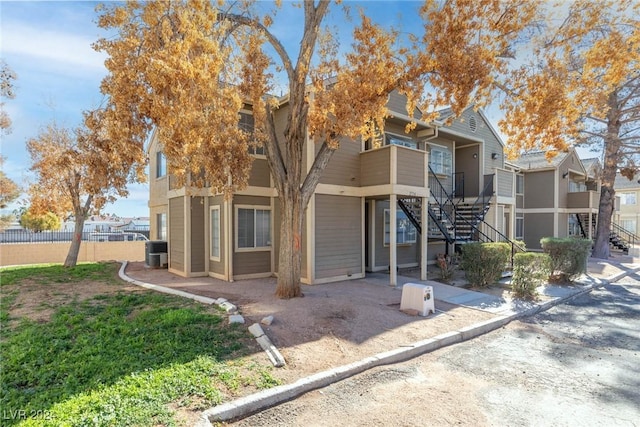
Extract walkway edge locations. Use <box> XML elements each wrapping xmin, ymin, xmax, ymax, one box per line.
<box><xmin>117</xmin><ymin>261</ymin><xmax>217</xmax><ymax>305</ymax></box>
<box><xmin>196</xmin><ymin>266</ymin><xmax>640</xmax><ymax>426</ymax></box>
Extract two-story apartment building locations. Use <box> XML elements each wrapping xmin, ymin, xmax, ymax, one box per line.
<box><xmin>511</xmin><ymin>149</ymin><xmax>602</xmax><ymax>250</ymax></box>
<box><xmin>614</xmin><ymin>172</ymin><xmax>640</xmax><ymax>236</ymax></box>
<box><xmin>148</xmin><ymin>92</ymin><xmax>519</xmax><ymax>286</ymax></box>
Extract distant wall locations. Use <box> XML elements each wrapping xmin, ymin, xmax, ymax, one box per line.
<box><xmin>0</xmin><ymin>241</ymin><xmax>145</xmax><ymax>267</ymax></box>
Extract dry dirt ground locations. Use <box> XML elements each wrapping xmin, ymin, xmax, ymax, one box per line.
<box><xmin>123</xmin><ymin>256</ymin><xmax>633</xmax><ymax>388</ymax></box>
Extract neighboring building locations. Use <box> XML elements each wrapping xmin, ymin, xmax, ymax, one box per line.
<box><xmin>148</xmin><ymin>92</ymin><xmax>520</xmax><ymax>286</ymax></box>
<box><xmin>614</xmin><ymin>172</ymin><xmax>640</xmax><ymax>236</ymax></box>
<box><xmin>511</xmin><ymin>150</ymin><xmax>604</xmax><ymax>250</ymax></box>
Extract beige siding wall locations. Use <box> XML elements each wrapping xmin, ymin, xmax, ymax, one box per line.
<box><xmin>315</xmin><ymin>195</ymin><xmax>362</xmax><ymax>279</ymax></box>
<box><xmin>248</xmin><ymin>158</ymin><xmax>271</xmax><ymax>187</ymax></box>
<box><xmin>524</xmin><ymin>212</ymin><xmax>554</xmax><ymax>250</ymax></box>
<box><xmin>190</xmin><ymin>197</ymin><xmax>206</xmax><ymax>273</ymax></box>
<box><xmin>234</xmin><ymin>251</ymin><xmax>271</xmax><ymax>276</ymax></box>
<box><xmin>396</xmin><ymin>147</ymin><xmax>425</xmax><ymax>186</ymax></box>
<box><xmin>524</xmin><ymin>171</ymin><xmax>555</xmax><ymax>208</ymax></box>
<box><xmin>0</xmin><ymin>242</ymin><xmax>145</xmax><ymax>267</ymax></box>
<box><xmin>169</xmin><ymin>197</ymin><xmax>185</xmax><ymax>272</ymax></box>
<box><xmin>386</xmin><ymin>90</ymin><xmax>421</xmax><ymax>119</ymax></box>
<box><xmin>361</xmin><ymin>148</ymin><xmax>391</xmax><ymax>186</ymax></box>
<box><xmin>208</xmin><ymin>195</ymin><xmax>225</xmax><ymax>276</ymax></box>
<box><xmin>319</xmin><ymin>136</ymin><xmax>361</xmax><ymax>186</ymax></box>
<box><xmin>374</xmin><ymin>200</ymin><xmax>419</xmax><ymax>267</ymax></box>
<box><xmin>557</xmin><ymin>213</ymin><xmax>569</xmax><ymax>237</ymax></box>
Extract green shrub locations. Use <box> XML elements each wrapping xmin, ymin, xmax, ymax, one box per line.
<box><xmin>460</xmin><ymin>242</ymin><xmax>511</xmax><ymax>288</ymax></box>
<box><xmin>511</xmin><ymin>252</ymin><xmax>551</xmax><ymax>299</ymax></box>
<box><xmin>540</xmin><ymin>237</ymin><xmax>591</xmax><ymax>283</ymax></box>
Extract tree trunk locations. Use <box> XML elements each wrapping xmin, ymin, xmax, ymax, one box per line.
<box><xmin>64</xmin><ymin>216</ymin><xmax>85</xmax><ymax>267</ymax></box>
<box><xmin>591</xmin><ymin>92</ymin><xmax>622</xmax><ymax>259</ymax></box>
<box><xmin>275</xmin><ymin>187</ymin><xmax>305</xmax><ymax>298</ymax></box>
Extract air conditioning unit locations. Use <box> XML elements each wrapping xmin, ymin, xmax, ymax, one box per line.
<box><xmin>400</xmin><ymin>283</ymin><xmax>435</xmax><ymax>316</ymax></box>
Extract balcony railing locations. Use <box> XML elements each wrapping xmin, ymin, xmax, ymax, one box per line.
<box><xmin>360</xmin><ymin>145</ymin><xmax>427</xmax><ymax>188</ymax></box>
<box><xmin>567</xmin><ymin>191</ymin><xmax>599</xmax><ymax>209</ymax></box>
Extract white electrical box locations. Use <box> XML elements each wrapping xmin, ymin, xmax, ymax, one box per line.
<box><xmin>400</xmin><ymin>283</ymin><xmax>435</xmax><ymax>316</ymax></box>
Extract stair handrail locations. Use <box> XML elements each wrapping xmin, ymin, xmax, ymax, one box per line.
<box><xmin>461</xmin><ymin>173</ymin><xmax>494</xmax><ymax>218</ymax></box>
<box><xmin>428</xmin><ymin>166</ymin><xmax>458</xmax><ymax>241</ymax></box>
<box><xmin>575</xmin><ymin>214</ymin><xmax>587</xmax><ymax>239</ymax></box>
<box><xmin>611</xmin><ymin>222</ymin><xmax>638</xmax><ymax>248</ymax></box>
<box><xmin>464</xmin><ymin>216</ymin><xmax>527</xmax><ymax>267</ymax></box>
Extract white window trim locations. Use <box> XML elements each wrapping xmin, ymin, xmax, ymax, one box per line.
<box><xmin>515</xmin><ymin>215</ymin><xmax>524</xmax><ymax>240</ymax></box>
<box><xmin>384</xmin><ymin>132</ymin><xmax>417</xmax><ymax>149</ymax></box>
<box><xmin>156</xmin><ymin>151</ymin><xmax>167</xmax><ymax>179</ymax></box>
<box><xmin>428</xmin><ymin>143</ymin><xmax>452</xmax><ymax>176</ymax></box>
<box><xmin>383</xmin><ymin>208</ymin><xmax>417</xmax><ymax>247</ymax></box>
<box><xmin>516</xmin><ymin>175</ymin><xmax>524</xmax><ymax>195</ymax></box>
<box><xmin>156</xmin><ymin>212</ymin><xmax>167</xmax><ymax>241</ymax></box>
<box><xmin>235</xmin><ymin>204</ymin><xmax>272</xmax><ymax>252</ymax></box>
<box><xmin>620</xmin><ymin>192</ymin><xmax>637</xmax><ymax>205</ymax></box>
<box><xmin>210</xmin><ymin>206</ymin><xmax>221</xmax><ymax>262</ymax></box>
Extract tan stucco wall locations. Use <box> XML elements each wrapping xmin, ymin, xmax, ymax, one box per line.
<box><xmin>0</xmin><ymin>241</ymin><xmax>145</xmax><ymax>267</ymax></box>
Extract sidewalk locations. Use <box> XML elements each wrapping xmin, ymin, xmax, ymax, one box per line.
<box><xmin>119</xmin><ymin>256</ymin><xmax>640</xmax><ymax>425</ymax></box>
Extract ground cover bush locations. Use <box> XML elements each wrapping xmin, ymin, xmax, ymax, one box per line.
<box><xmin>459</xmin><ymin>242</ymin><xmax>511</xmax><ymax>288</ymax></box>
<box><xmin>511</xmin><ymin>252</ymin><xmax>551</xmax><ymax>299</ymax></box>
<box><xmin>0</xmin><ymin>262</ymin><xmax>279</xmax><ymax>426</ymax></box>
<box><xmin>540</xmin><ymin>237</ymin><xmax>591</xmax><ymax>283</ymax></box>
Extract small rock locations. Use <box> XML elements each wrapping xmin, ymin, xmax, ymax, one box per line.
<box><xmin>229</xmin><ymin>314</ymin><xmax>245</xmax><ymax>324</ymax></box>
<box><xmin>261</xmin><ymin>315</ymin><xmax>274</xmax><ymax>326</ymax></box>
<box><xmin>248</xmin><ymin>323</ymin><xmax>265</xmax><ymax>337</ymax></box>
<box><xmin>401</xmin><ymin>309</ymin><xmax>420</xmax><ymax>316</ymax></box>
<box><xmin>219</xmin><ymin>301</ymin><xmax>237</xmax><ymax>314</ymax></box>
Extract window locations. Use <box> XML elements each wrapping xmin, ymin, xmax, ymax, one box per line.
<box><xmin>516</xmin><ymin>175</ymin><xmax>524</xmax><ymax>195</ymax></box>
<box><xmin>569</xmin><ymin>180</ymin><xmax>586</xmax><ymax>192</ymax></box>
<box><xmin>156</xmin><ymin>213</ymin><xmax>166</xmax><ymax>240</ymax></box>
<box><xmin>385</xmin><ymin>133</ymin><xmax>417</xmax><ymax>149</ymax></box>
<box><xmin>620</xmin><ymin>192</ymin><xmax>637</xmax><ymax>205</ymax></box>
<box><xmin>240</xmin><ymin>111</ymin><xmax>264</xmax><ymax>155</ymax></box>
<box><xmin>568</xmin><ymin>215</ymin><xmax>581</xmax><ymax>236</ymax></box>
<box><xmin>620</xmin><ymin>219</ymin><xmax>636</xmax><ymax>234</ymax></box>
<box><xmin>236</xmin><ymin>206</ymin><xmax>271</xmax><ymax>250</ymax></box>
<box><xmin>210</xmin><ymin>206</ymin><xmax>220</xmax><ymax>260</ymax></box>
<box><xmin>156</xmin><ymin>151</ymin><xmax>167</xmax><ymax>178</ymax></box>
<box><xmin>515</xmin><ymin>216</ymin><xmax>524</xmax><ymax>240</ymax></box>
<box><xmin>384</xmin><ymin>209</ymin><xmax>417</xmax><ymax>245</ymax></box>
<box><xmin>429</xmin><ymin>145</ymin><xmax>452</xmax><ymax>175</ymax></box>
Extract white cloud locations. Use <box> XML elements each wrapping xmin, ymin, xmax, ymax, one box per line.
<box><xmin>2</xmin><ymin>21</ymin><xmax>107</xmax><ymax>76</ymax></box>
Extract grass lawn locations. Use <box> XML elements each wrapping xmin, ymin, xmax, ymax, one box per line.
<box><xmin>0</xmin><ymin>262</ymin><xmax>280</xmax><ymax>426</ymax></box>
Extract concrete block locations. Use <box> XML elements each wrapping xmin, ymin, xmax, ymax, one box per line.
<box><xmin>219</xmin><ymin>301</ymin><xmax>237</xmax><ymax>314</ymax></box>
<box><xmin>229</xmin><ymin>314</ymin><xmax>245</xmax><ymax>325</ymax></box>
<box><xmin>248</xmin><ymin>323</ymin><xmax>265</xmax><ymax>338</ymax></box>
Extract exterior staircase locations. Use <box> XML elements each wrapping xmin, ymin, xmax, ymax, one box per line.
<box><xmin>398</xmin><ymin>167</ymin><xmax>524</xmax><ymax>263</ymax></box>
<box><xmin>575</xmin><ymin>213</ymin><xmax>638</xmax><ymax>254</ymax></box>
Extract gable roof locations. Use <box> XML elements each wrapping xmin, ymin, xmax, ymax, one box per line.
<box><xmin>615</xmin><ymin>172</ymin><xmax>640</xmax><ymax>190</ymax></box>
<box><xmin>435</xmin><ymin>105</ymin><xmax>506</xmax><ymax>147</ymax></box>
<box><xmin>581</xmin><ymin>157</ymin><xmax>601</xmax><ymax>179</ymax></box>
<box><xmin>511</xmin><ymin>150</ymin><xmax>568</xmax><ymax>171</ymax></box>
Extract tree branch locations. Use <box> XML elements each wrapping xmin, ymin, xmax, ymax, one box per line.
<box><xmin>300</xmin><ymin>138</ymin><xmax>336</xmax><ymax>207</ymax></box>
<box><xmin>219</xmin><ymin>12</ymin><xmax>295</xmax><ymax>85</ymax></box>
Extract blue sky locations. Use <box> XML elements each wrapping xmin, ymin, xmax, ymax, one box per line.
<box><xmin>1</xmin><ymin>1</ymin><xmax>595</xmax><ymax>219</ymax></box>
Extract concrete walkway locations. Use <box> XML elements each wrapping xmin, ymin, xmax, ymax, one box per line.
<box><xmin>118</xmin><ymin>256</ymin><xmax>640</xmax><ymax>425</ymax></box>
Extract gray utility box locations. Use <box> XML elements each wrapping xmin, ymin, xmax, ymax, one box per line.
<box><xmin>145</xmin><ymin>241</ymin><xmax>168</xmax><ymax>268</ymax></box>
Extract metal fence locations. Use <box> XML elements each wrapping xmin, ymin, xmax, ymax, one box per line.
<box><xmin>0</xmin><ymin>230</ymin><xmax>150</xmax><ymax>244</ymax></box>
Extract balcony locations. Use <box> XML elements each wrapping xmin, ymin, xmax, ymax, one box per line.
<box><xmin>567</xmin><ymin>190</ymin><xmax>599</xmax><ymax>209</ymax></box>
<box><xmin>360</xmin><ymin>145</ymin><xmax>427</xmax><ymax>190</ymax></box>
